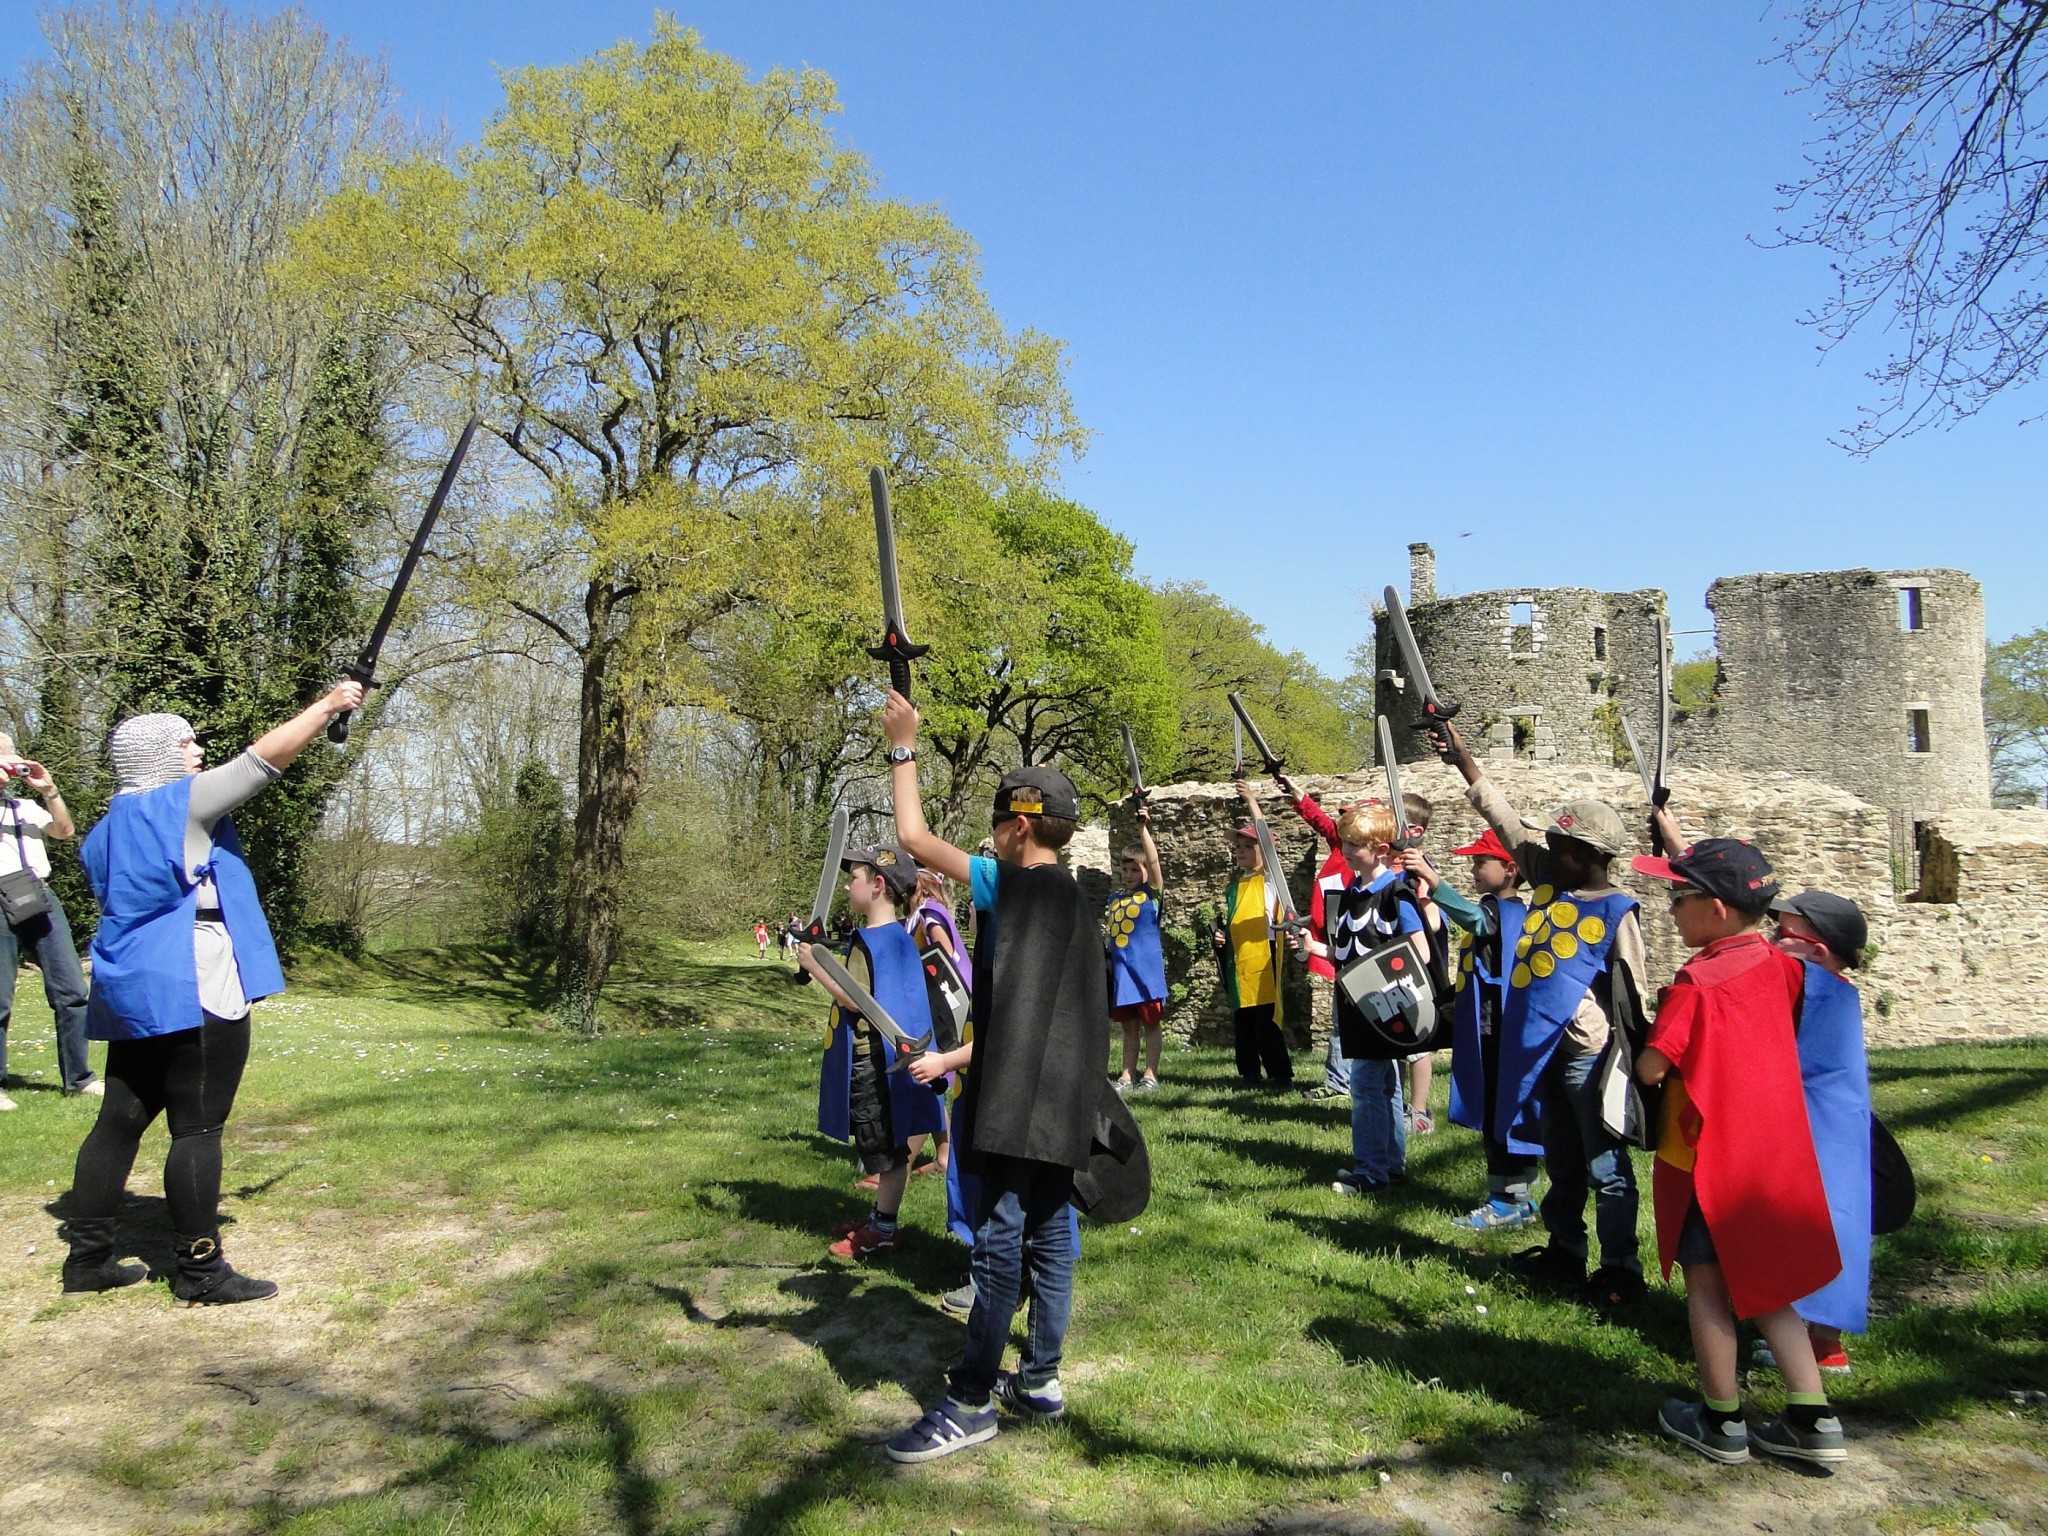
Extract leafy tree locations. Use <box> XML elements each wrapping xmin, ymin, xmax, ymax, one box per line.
<box><xmin>1778</xmin><ymin>1</ymin><xmax>2048</xmax><ymax>447</ymax></box>
<box><xmin>0</xmin><ymin>7</ymin><xmax>406</xmax><ymax>952</ymax></box>
<box><xmin>1162</xmin><ymin>581</ymin><xmax>1361</xmax><ymax>783</ymax></box>
<box><xmin>458</xmin><ymin>757</ymin><xmax>571</xmax><ymax>952</ymax></box>
<box><xmin>1987</xmin><ymin>627</ymin><xmax>2048</xmax><ymax>805</ymax></box>
<box><xmin>291</xmin><ymin>21</ymin><xmax>1082</xmax><ymax>1023</ymax></box>
<box><xmin>1671</xmin><ymin>649</ymin><xmax>1719</xmax><ymax>721</ymax></box>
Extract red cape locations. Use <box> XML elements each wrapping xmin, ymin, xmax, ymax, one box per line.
<box><xmin>1648</xmin><ymin>935</ymin><xmax>1841</xmax><ymax>1318</ymax></box>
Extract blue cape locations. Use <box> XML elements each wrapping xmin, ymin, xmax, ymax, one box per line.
<box><xmin>1493</xmin><ymin>886</ymin><xmax>1635</xmax><ymax>1143</ymax></box>
<box><xmin>1795</xmin><ymin>962</ymin><xmax>1874</xmax><ymax>1333</ymax></box>
<box><xmin>1448</xmin><ymin>896</ymin><xmax>1539</xmax><ymax>1153</ymax></box>
<box><xmin>816</xmin><ymin>922</ymin><xmax>947</xmax><ymax>1145</ymax></box>
<box><xmin>80</xmin><ymin>777</ymin><xmax>284</xmax><ymax>1040</ymax></box>
<box><xmin>1106</xmin><ymin>884</ymin><xmax>1167</xmax><ymax>1007</ymax></box>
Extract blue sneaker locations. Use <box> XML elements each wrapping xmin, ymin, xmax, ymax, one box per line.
<box><xmin>993</xmin><ymin>1369</ymin><xmax>1066</xmax><ymax>1421</ymax></box>
<box><xmin>884</xmin><ymin>1397</ymin><xmax>999</xmax><ymax>1463</ymax></box>
<box><xmin>1453</xmin><ymin>1198</ymin><xmax>1537</xmax><ymax>1230</ymax></box>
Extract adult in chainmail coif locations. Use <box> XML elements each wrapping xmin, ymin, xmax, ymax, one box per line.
<box><xmin>57</xmin><ymin>681</ymin><xmax>364</xmax><ymax>1304</ymax></box>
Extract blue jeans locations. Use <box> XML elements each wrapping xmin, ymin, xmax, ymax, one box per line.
<box><xmin>1538</xmin><ymin>1047</ymin><xmax>1641</xmax><ymax>1274</ymax></box>
<box><xmin>1321</xmin><ymin>1019</ymin><xmax>1351</xmax><ymax>1093</ymax></box>
<box><xmin>949</xmin><ymin>1154</ymin><xmax>1076</xmax><ymax>1403</ymax></box>
<box><xmin>0</xmin><ymin>896</ymin><xmax>93</xmax><ymax>1090</ymax></box>
<box><xmin>1347</xmin><ymin>1057</ymin><xmax>1406</xmax><ymax>1183</ymax></box>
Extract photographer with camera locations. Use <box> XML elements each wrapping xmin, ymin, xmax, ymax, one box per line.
<box><xmin>0</xmin><ymin>731</ymin><xmax>97</xmax><ymax>1109</ymax></box>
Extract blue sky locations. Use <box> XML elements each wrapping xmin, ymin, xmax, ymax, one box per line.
<box><xmin>4</xmin><ymin>4</ymin><xmax>2040</xmax><ymax>673</ymax></box>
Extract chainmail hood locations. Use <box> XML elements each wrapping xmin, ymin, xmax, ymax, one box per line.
<box><xmin>109</xmin><ymin>713</ymin><xmax>195</xmax><ymax>794</ymax></box>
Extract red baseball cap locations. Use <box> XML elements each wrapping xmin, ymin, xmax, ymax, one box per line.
<box><xmin>1450</xmin><ymin>827</ymin><xmax>1516</xmax><ymax>863</ymax></box>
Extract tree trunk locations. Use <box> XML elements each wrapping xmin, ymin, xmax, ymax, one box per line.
<box><xmin>555</xmin><ymin>581</ymin><xmax>650</xmax><ymax>1032</ymax></box>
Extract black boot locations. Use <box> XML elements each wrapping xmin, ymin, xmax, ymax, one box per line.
<box><xmin>172</xmin><ymin>1232</ymin><xmax>278</xmax><ymax>1305</ymax></box>
<box><xmin>59</xmin><ymin>1217</ymin><xmax>147</xmax><ymax>1294</ymax></box>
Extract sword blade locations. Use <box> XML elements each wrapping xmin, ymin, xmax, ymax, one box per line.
<box><xmin>871</xmin><ymin>468</ymin><xmax>909</xmax><ymax>637</ymax></box>
<box><xmin>1619</xmin><ymin>713</ymin><xmax>1656</xmax><ymax>805</ymax></box>
<box><xmin>808</xmin><ymin>807</ymin><xmax>849</xmax><ymax>933</ymax></box>
<box><xmin>1383</xmin><ymin>585</ymin><xmax>1458</xmax><ymax>722</ymax></box>
<box><xmin>1378</xmin><ymin>715</ymin><xmax>1410</xmax><ymax>848</ymax></box>
<box><xmin>1251</xmin><ymin>816</ymin><xmax>1302</xmax><ymax>925</ymax></box>
<box><xmin>1653</xmin><ymin>614</ymin><xmax>1671</xmax><ymax>796</ymax></box>
<box><xmin>1121</xmin><ymin>723</ymin><xmax>1146</xmax><ymax>800</ymax></box>
<box><xmin>1232</xmin><ymin>713</ymin><xmax>1244</xmax><ymax>777</ymax></box>
<box><xmin>1226</xmin><ymin>692</ymin><xmax>1282</xmax><ymax>773</ymax></box>
<box><xmin>810</xmin><ymin>947</ymin><xmax>931</xmax><ymax>1070</ymax></box>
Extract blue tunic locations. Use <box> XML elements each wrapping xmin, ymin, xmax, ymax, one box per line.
<box><xmin>815</xmin><ymin>922</ymin><xmax>947</xmax><ymax>1145</ymax></box>
<box><xmin>1794</xmin><ymin>962</ymin><xmax>1874</xmax><ymax>1333</ymax></box>
<box><xmin>1105</xmin><ymin>884</ymin><xmax>1167</xmax><ymax>1007</ymax></box>
<box><xmin>1493</xmin><ymin>886</ymin><xmax>1636</xmax><ymax>1148</ymax></box>
<box><xmin>79</xmin><ymin>778</ymin><xmax>284</xmax><ymax>1040</ymax></box>
<box><xmin>1448</xmin><ymin>896</ymin><xmax>1537</xmax><ymax>1153</ymax></box>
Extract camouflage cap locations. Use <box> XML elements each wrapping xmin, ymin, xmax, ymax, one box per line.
<box><xmin>1545</xmin><ymin>799</ymin><xmax>1626</xmax><ymax>857</ymax></box>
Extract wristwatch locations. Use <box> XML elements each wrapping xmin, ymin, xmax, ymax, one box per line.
<box><xmin>887</xmin><ymin>746</ymin><xmax>916</xmax><ymax>765</ymax></box>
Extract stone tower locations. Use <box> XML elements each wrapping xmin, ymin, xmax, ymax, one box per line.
<box><xmin>1676</xmin><ymin>568</ymin><xmax>1992</xmax><ymax>859</ymax></box>
<box><xmin>1374</xmin><ymin>546</ymin><xmax>1667</xmax><ymax>768</ymax></box>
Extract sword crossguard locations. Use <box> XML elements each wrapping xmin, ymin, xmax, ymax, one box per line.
<box><xmin>867</xmin><ymin>632</ymin><xmax>930</xmax><ymax>700</ymax></box>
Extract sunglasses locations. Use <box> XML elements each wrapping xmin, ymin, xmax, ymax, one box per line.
<box><xmin>1667</xmin><ymin>888</ymin><xmax>1714</xmax><ymax>909</ymax></box>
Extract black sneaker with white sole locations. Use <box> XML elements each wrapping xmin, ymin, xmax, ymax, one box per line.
<box><xmin>1751</xmin><ymin>1414</ymin><xmax>1846</xmax><ymax>1466</ymax></box>
<box><xmin>885</xmin><ymin>1397</ymin><xmax>999</xmax><ymax>1463</ymax></box>
<box><xmin>993</xmin><ymin>1369</ymin><xmax>1066</xmax><ymax>1421</ymax></box>
<box><xmin>1658</xmin><ymin>1397</ymin><xmax>1750</xmax><ymax>1465</ymax></box>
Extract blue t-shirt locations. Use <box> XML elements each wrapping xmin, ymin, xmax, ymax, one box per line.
<box><xmin>969</xmin><ymin>854</ymin><xmax>1001</xmax><ymax>969</ymax></box>
<box><xmin>1365</xmin><ymin>868</ymin><xmax>1424</xmax><ymax>934</ymax></box>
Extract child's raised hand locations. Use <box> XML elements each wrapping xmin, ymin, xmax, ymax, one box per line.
<box><xmin>882</xmin><ymin>689</ymin><xmax>919</xmax><ymax>750</ymax></box>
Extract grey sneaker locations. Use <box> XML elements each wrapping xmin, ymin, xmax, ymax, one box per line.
<box><xmin>1134</xmin><ymin>1075</ymin><xmax>1159</xmax><ymax>1094</ymax></box>
<box><xmin>940</xmin><ymin>1278</ymin><xmax>976</xmax><ymax>1316</ymax></box>
<box><xmin>993</xmin><ymin>1369</ymin><xmax>1066</xmax><ymax>1421</ymax></box>
<box><xmin>1658</xmin><ymin>1398</ymin><xmax>1750</xmax><ymax>1465</ymax></box>
<box><xmin>1453</xmin><ymin>1198</ymin><xmax>1537</xmax><ymax>1230</ymax></box>
<box><xmin>1752</xmin><ymin>1415</ymin><xmax>1846</xmax><ymax>1466</ymax></box>
<box><xmin>1300</xmin><ymin>1083</ymin><xmax>1347</xmax><ymax>1101</ymax></box>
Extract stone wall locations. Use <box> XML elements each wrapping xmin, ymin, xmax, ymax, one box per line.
<box><xmin>1069</xmin><ymin>761</ymin><xmax>2048</xmax><ymax>1050</ymax></box>
<box><xmin>1373</xmin><ymin>586</ymin><xmax>1667</xmax><ymax>772</ymax></box>
<box><xmin>1674</xmin><ymin>569</ymin><xmax>1992</xmax><ymax>863</ymax></box>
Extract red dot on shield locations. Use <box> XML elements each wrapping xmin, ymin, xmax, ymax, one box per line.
<box><xmin>1389</xmin><ymin>955</ymin><xmax>1404</xmax><ymax>971</ymax></box>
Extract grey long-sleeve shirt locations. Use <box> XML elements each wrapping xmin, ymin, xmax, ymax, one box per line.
<box><xmin>186</xmin><ymin>750</ymin><xmax>280</xmax><ymax>1020</ymax></box>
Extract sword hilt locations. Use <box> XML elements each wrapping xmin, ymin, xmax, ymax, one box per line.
<box><xmin>1411</xmin><ymin>695</ymin><xmax>1463</xmax><ymax>732</ymax></box>
<box><xmin>325</xmin><ymin>661</ymin><xmax>380</xmax><ymax>746</ymax></box>
<box><xmin>867</xmin><ymin>631</ymin><xmax>929</xmax><ymax>701</ymax></box>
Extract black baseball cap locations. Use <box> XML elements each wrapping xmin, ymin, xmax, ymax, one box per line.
<box><xmin>993</xmin><ymin>765</ymin><xmax>1080</xmax><ymax>822</ymax></box>
<box><xmin>844</xmin><ymin>843</ymin><xmax>920</xmax><ymax>897</ymax></box>
<box><xmin>1631</xmin><ymin>837</ymin><xmax>1780</xmax><ymax>913</ymax></box>
<box><xmin>1771</xmin><ymin>889</ymin><xmax>1868</xmax><ymax>967</ymax></box>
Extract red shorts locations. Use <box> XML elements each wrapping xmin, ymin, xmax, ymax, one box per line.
<box><xmin>1112</xmin><ymin>999</ymin><xmax>1164</xmax><ymax>1026</ymax></box>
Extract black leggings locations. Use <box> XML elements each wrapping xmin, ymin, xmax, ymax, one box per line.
<box><xmin>70</xmin><ymin>1014</ymin><xmax>251</xmax><ymax>1237</ymax></box>
<box><xmin>1233</xmin><ymin>1004</ymin><xmax>1294</xmax><ymax>1084</ymax></box>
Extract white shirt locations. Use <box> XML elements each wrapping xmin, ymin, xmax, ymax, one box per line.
<box><xmin>0</xmin><ymin>797</ymin><xmax>53</xmax><ymax>879</ymax></box>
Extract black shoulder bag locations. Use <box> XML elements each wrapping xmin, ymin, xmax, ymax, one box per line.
<box><xmin>0</xmin><ymin>801</ymin><xmax>52</xmax><ymax>926</ymax></box>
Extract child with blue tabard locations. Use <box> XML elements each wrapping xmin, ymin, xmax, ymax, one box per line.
<box><xmin>802</xmin><ymin>843</ymin><xmax>946</xmax><ymax>1261</ymax></box>
<box><xmin>1768</xmin><ymin>889</ymin><xmax>1874</xmax><ymax>1376</ymax></box>
<box><xmin>1108</xmin><ymin>802</ymin><xmax>1168</xmax><ymax>1093</ymax></box>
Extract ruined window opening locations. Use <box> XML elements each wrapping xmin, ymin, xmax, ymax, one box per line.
<box><xmin>1899</xmin><ymin>587</ymin><xmax>1924</xmax><ymax>631</ymax></box>
<box><xmin>1512</xmin><ymin>715</ymin><xmax>1536</xmax><ymax>758</ymax></box>
<box><xmin>1509</xmin><ymin>602</ymin><xmax>1534</xmax><ymax>655</ymax></box>
<box><xmin>1592</xmin><ymin>626</ymin><xmax>1607</xmax><ymax>661</ymax></box>
<box><xmin>1907</xmin><ymin>707</ymin><xmax>1932</xmax><ymax>754</ymax></box>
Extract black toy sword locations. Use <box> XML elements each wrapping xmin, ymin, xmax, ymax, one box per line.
<box><xmin>864</xmin><ymin>467</ymin><xmax>928</xmax><ymax>699</ymax></box>
<box><xmin>1226</xmin><ymin>692</ymin><xmax>1284</xmax><ymax>776</ymax></box>
<box><xmin>328</xmin><ymin>415</ymin><xmax>480</xmax><ymax>745</ymax></box>
<box><xmin>1382</xmin><ymin>584</ymin><xmax>1461</xmax><ymax>731</ymax></box>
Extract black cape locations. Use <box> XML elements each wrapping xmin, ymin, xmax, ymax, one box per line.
<box><xmin>957</xmin><ymin>860</ymin><xmax>1113</xmax><ymax>1172</ymax></box>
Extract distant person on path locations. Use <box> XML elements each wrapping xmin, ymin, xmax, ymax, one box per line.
<box><xmin>1633</xmin><ymin>839</ymin><xmax>1847</xmax><ymax>1469</ymax></box>
<box><xmin>881</xmin><ymin>689</ymin><xmax>1109</xmax><ymax>1463</ymax></box>
<box><xmin>59</xmin><ymin>681</ymin><xmax>365</xmax><ymax>1303</ymax></box>
<box><xmin>1405</xmin><ymin>827</ymin><xmax>1541</xmax><ymax>1229</ymax></box>
<box><xmin>1270</xmin><ymin>769</ymin><xmax>1352</xmax><ymax>1102</ymax></box>
<box><xmin>0</xmin><ymin>732</ymin><xmax>98</xmax><ymax>1108</ymax></box>
<box><xmin>1106</xmin><ymin>801</ymin><xmax>1167</xmax><ymax>1094</ymax></box>
<box><xmin>1213</xmin><ymin>780</ymin><xmax>1293</xmax><ymax>1088</ymax></box>
<box><xmin>1431</xmin><ymin>718</ymin><xmax>1648</xmax><ymax>1311</ymax></box>
<box><xmin>802</xmin><ymin>844</ymin><xmax>945</xmax><ymax>1260</ymax></box>
<box><xmin>754</xmin><ymin>920</ymin><xmax>769</xmax><ymax>959</ymax></box>
<box><xmin>1288</xmin><ymin>802</ymin><xmax>1424</xmax><ymax>1196</ymax></box>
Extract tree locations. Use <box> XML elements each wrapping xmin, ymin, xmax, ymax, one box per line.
<box><xmin>0</xmin><ymin>4</ymin><xmax>409</xmax><ymax>952</ymax></box>
<box><xmin>291</xmin><ymin>20</ymin><xmax>1082</xmax><ymax>1023</ymax></box>
<box><xmin>1778</xmin><ymin>1</ymin><xmax>2048</xmax><ymax>447</ymax></box>
<box><xmin>1162</xmin><ymin>582</ymin><xmax>1361</xmax><ymax>784</ymax></box>
<box><xmin>1987</xmin><ymin>626</ymin><xmax>2048</xmax><ymax>804</ymax></box>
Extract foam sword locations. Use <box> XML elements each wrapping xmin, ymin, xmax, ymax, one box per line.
<box><xmin>1377</xmin><ymin>714</ymin><xmax>1418</xmax><ymax>852</ymax></box>
<box><xmin>807</xmin><ymin>944</ymin><xmax>938</xmax><ymax>1078</ymax></box>
<box><xmin>789</xmin><ymin>806</ymin><xmax>850</xmax><ymax>986</ymax></box>
<box><xmin>1121</xmin><ymin>723</ymin><xmax>1148</xmax><ymax>806</ymax></box>
<box><xmin>1382</xmin><ymin>584</ymin><xmax>1461</xmax><ymax>735</ymax></box>
<box><xmin>864</xmin><ymin>467</ymin><xmax>927</xmax><ymax>699</ymax></box>
<box><xmin>1226</xmin><ymin>692</ymin><xmax>1283</xmax><ymax>776</ymax></box>
<box><xmin>327</xmin><ymin>415</ymin><xmax>480</xmax><ymax>746</ymax></box>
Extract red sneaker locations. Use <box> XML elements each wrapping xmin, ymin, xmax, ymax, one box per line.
<box><xmin>1813</xmin><ymin>1346</ymin><xmax>1852</xmax><ymax>1374</ymax></box>
<box><xmin>854</xmin><ymin>1173</ymin><xmax>881</xmax><ymax>1191</ymax></box>
<box><xmin>829</xmin><ymin>1221</ymin><xmax>900</xmax><ymax>1260</ymax></box>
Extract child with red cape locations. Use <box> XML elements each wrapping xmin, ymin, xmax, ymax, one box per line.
<box><xmin>1633</xmin><ymin>837</ymin><xmax>1848</xmax><ymax>1470</ymax></box>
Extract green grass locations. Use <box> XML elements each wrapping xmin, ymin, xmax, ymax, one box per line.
<box><xmin>2</xmin><ymin>935</ymin><xmax>2043</xmax><ymax>1534</ymax></box>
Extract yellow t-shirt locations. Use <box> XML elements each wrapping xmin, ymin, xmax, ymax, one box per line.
<box><xmin>1230</xmin><ymin>875</ymin><xmax>1276</xmax><ymax>1009</ymax></box>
